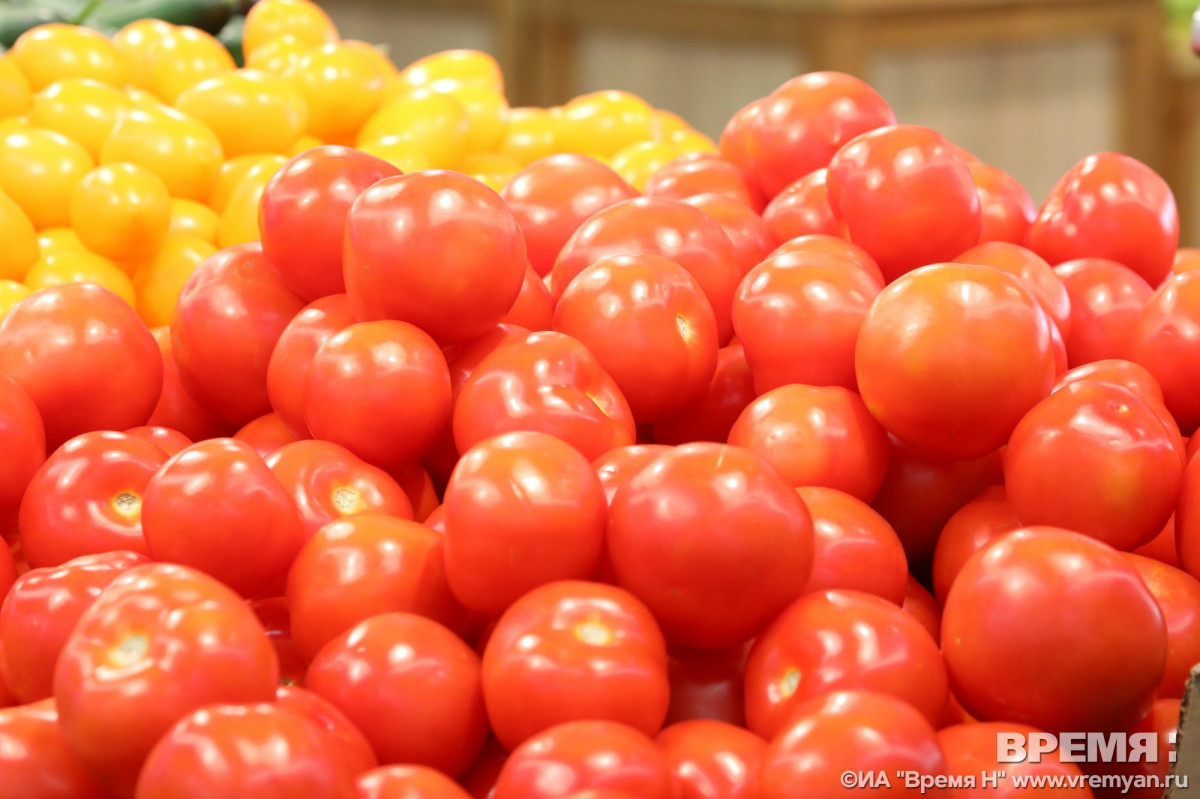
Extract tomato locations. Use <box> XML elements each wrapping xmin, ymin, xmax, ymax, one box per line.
<box><xmin>234</xmin><ymin>411</ymin><xmax>302</xmax><ymax>457</ymax></box>
<box><xmin>144</xmin><ymin>26</ymin><xmax>235</xmax><ymax>104</ymax></box>
<box><xmin>651</xmin><ymin>344</ymin><xmax>754</xmax><ymax>446</ymax></box>
<box><xmin>0</xmin><ymin>698</ymin><xmax>111</xmax><ymax>799</ymax></box>
<box><xmin>288</xmin><ymin>42</ymin><xmax>391</xmax><ymax>145</ymax></box>
<box><xmin>719</xmin><ymin>72</ymin><xmax>895</xmax><ymax>198</ymax></box>
<box><xmin>856</xmin><ymin>262</ymin><xmax>1055</xmax><ymax>460</ymax></box>
<box><xmin>607</xmin><ymin>443</ymin><xmax>814</xmax><ymax>649</ymax></box>
<box><xmin>970</xmin><ymin>161</ymin><xmax>1037</xmax><ymax>245</ymax></box>
<box><xmin>244</xmin><ymin>0</ymin><xmax>339</xmax><ymax>53</ymax></box>
<box><xmin>656</xmin><ymin>720</ymin><xmax>765</xmax><ymax>799</ymax></box>
<box><xmin>553</xmin><ymin>253</ymin><xmax>718</xmax><ymax>423</ymax></box>
<box><xmin>732</xmin><ymin>250</ymin><xmax>882</xmax><ymax>394</ymax></box>
<box><xmin>557</xmin><ymin>91</ymin><xmax>654</xmax><ymax>158</ymax></box>
<box><xmin>0</xmin><ymin>283</ymin><xmax>161</xmax><ymax>449</ymax></box>
<box><xmin>0</xmin><ymin>545</ymin><xmax>14</xmax><ymax>597</ymax></box>
<box><xmin>306</xmin><ymin>612</ymin><xmax>488</xmax><ymax>776</ymax></box>
<box><xmin>482</xmin><ymin>580</ymin><xmax>669</xmax><ymax>750</ymax></box>
<box><xmin>0</xmin><ymin>374</ymin><xmax>43</xmax><ymax>539</ymax></box>
<box><xmin>259</xmin><ymin>146</ymin><xmax>399</xmax><ymax>301</ymax></box>
<box><xmin>902</xmin><ymin>576</ymin><xmax>942</xmax><ymax>644</ymax></box>
<box><xmin>930</xmin><ymin>486</ymin><xmax>1020</xmax><ymax>605</ymax></box>
<box><xmin>1124</xmin><ymin>554</ymin><xmax>1200</xmax><ymax>699</ymax></box>
<box><xmin>942</xmin><ymin>527</ymin><xmax>1166</xmax><ymax>734</ymax></box>
<box><xmin>265</xmin><ymin>294</ymin><xmax>355</xmax><ymax>436</ymax></box>
<box><xmin>550</xmin><ymin>197</ymin><xmax>742</xmax><ymax>343</ymax></box>
<box><xmin>828</xmin><ymin>125</ymin><xmax>980</xmax><ymax>281</ymax></box>
<box><xmin>133</xmin><ymin>234</ymin><xmax>220</xmax><ymax>327</ymax></box>
<box><xmin>937</xmin><ymin>722</ymin><xmax>1091</xmax><ymax>799</ymax></box>
<box><xmin>175</xmin><ymin>70</ymin><xmax>307</xmax><ymax>158</ymax></box>
<box><xmin>1130</xmin><ymin>272</ymin><xmax>1200</xmax><ymax>434</ymax></box>
<box><xmin>70</xmin><ymin>163</ymin><xmax>170</xmax><ymax>263</ymax></box>
<box><xmin>54</xmin><ymin>563</ymin><xmax>279</xmax><ymax>796</ymax></box>
<box><xmin>135</xmin><ymin>703</ymin><xmax>358</xmax><ymax>799</ymax></box>
<box><xmin>30</xmin><ymin>77</ymin><xmax>130</xmax><ymax>162</ymax></box>
<box><xmin>275</xmin><ymin>684</ymin><xmax>378</xmax><ymax>776</ymax></box>
<box><xmin>492</xmin><ymin>721</ymin><xmax>675</xmax><ymax>799</ymax></box>
<box><xmin>951</xmin><ymin>241</ymin><xmax>1071</xmax><ymax>335</ymax></box>
<box><xmin>357</xmin><ymin>89</ymin><xmax>471</xmax><ymax>168</ymax></box>
<box><xmin>453</xmin><ymin>331</ymin><xmax>636</xmax><ymax>462</ymax></box>
<box><xmin>444</xmin><ymin>433</ymin><xmax>606</xmax><ymax>617</ymax></box>
<box><xmin>459</xmin><ymin>738</ymin><xmax>507</xmax><ymax>799</ymax></box>
<box><xmin>1085</xmin><ymin>699</ymin><xmax>1179</xmax><ymax>799</ymax></box>
<box><xmin>1174</xmin><ymin>248</ymin><xmax>1200</xmax><ymax>274</ymax></box>
<box><xmin>681</xmin><ymin>193</ymin><xmax>774</xmax><ymax>276</ymax></box>
<box><xmin>397</xmin><ymin>49</ymin><xmax>502</xmax><ymax>95</ymax></box>
<box><xmin>663</xmin><ymin>643</ymin><xmax>750</xmax><ymax>728</ymax></box>
<box><xmin>168</xmin><ymin>198</ymin><xmax>218</xmax><ymax>242</ymax></box>
<box><xmin>798</xmin><ymin>486</ymin><xmax>907</xmax><ymax>604</ymax></box>
<box><xmin>728</xmin><ymin>385</ymin><xmax>889</xmax><ymax>502</ymax></box>
<box><xmin>100</xmin><ymin>106</ymin><xmax>224</xmax><ymax>202</ymax></box>
<box><xmin>496</xmin><ymin>107</ymin><xmax>560</xmax><ymax>166</ymax></box>
<box><xmin>1053</xmin><ymin>258</ymin><xmax>1153</xmax><ymax>367</ymax></box>
<box><xmin>758</xmin><ymin>690</ymin><xmax>947</xmax><ymax>799</ymax></box>
<box><xmin>0</xmin><ymin>190</ymin><xmax>36</xmax><ymax>283</ymax></box>
<box><xmin>390</xmin><ymin>462</ymin><xmax>440</xmax><ymax>523</ymax></box>
<box><xmin>19</xmin><ymin>431</ymin><xmax>164</xmax><ymax>567</ymax></box>
<box><xmin>592</xmin><ymin>445</ymin><xmax>672</xmax><ymax>506</ymax></box>
<box><xmin>171</xmin><ymin>243</ymin><xmax>305</xmax><ymax>426</ymax></box>
<box><xmin>287</xmin><ymin>514</ymin><xmax>470</xmax><ymax>661</ymax></box>
<box><xmin>1052</xmin><ymin>358</ymin><xmax>1165</xmax><ymax>406</ymax></box>
<box><xmin>760</xmin><ymin>169</ymin><xmax>843</xmax><ymax>242</ymax></box>
<box><xmin>145</xmin><ymin>326</ymin><xmax>232</xmax><ymax>442</ymax></box>
<box><xmin>345</xmin><ymin>171</ymin><xmax>526</xmax><ymax>344</ymax></box>
<box><xmin>9</xmin><ymin>24</ymin><xmax>123</xmax><ymax>91</ymax></box>
<box><xmin>252</xmin><ymin>598</ymin><xmax>307</xmax><ymax>687</ymax></box>
<box><xmin>1026</xmin><ymin>153</ymin><xmax>1178</xmax><ymax>288</ymax></box>
<box><xmin>767</xmin><ymin>232</ymin><xmax>884</xmax><ymax>284</ymax></box>
<box><xmin>358</xmin><ymin>765</ymin><xmax>473</xmax><ymax>799</ymax></box>
<box><xmin>142</xmin><ymin>438</ymin><xmax>305</xmax><ymax>598</ymax></box>
<box><xmin>1179</xmin><ymin>452</ymin><xmax>1200</xmax><ymax>581</ymax></box>
<box><xmin>644</xmin><ymin>153</ymin><xmax>765</xmax><ymax>213</ymax></box>
<box><xmin>1134</xmin><ymin>515</ymin><xmax>1181</xmax><ymax>569</ymax></box>
<box><xmin>501</xmin><ymin>263</ymin><xmax>555</xmax><ymax>331</ymax></box>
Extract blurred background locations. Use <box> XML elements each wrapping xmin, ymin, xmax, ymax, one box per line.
<box><xmin>317</xmin><ymin>0</ymin><xmax>1200</xmax><ymax>241</ymax></box>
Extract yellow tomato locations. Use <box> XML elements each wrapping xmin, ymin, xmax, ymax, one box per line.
<box><xmin>0</xmin><ymin>190</ymin><xmax>37</xmax><ymax>280</ymax></box>
<box><xmin>69</xmin><ymin>163</ymin><xmax>172</xmax><ymax>262</ymax></box>
<box><xmin>286</xmin><ymin>42</ymin><xmax>389</xmax><ymax>145</ymax></box>
<box><xmin>244</xmin><ymin>0</ymin><xmax>338</xmax><ymax>54</ymax></box>
<box><xmin>123</xmin><ymin>87</ymin><xmax>163</xmax><ymax>108</ymax></box>
<box><xmin>8</xmin><ymin>24</ymin><xmax>125</xmax><ymax>91</ymax></box>
<box><xmin>24</xmin><ymin>249</ymin><xmax>136</xmax><ymax>307</ymax></box>
<box><xmin>175</xmin><ymin>69</ymin><xmax>307</xmax><ymax>157</ymax></box>
<box><xmin>0</xmin><ymin>127</ymin><xmax>94</xmax><ymax>229</ymax></box>
<box><xmin>0</xmin><ymin>55</ymin><xmax>32</xmax><ymax>119</ymax></box>
<box><xmin>216</xmin><ymin>166</ymin><xmax>280</xmax><ymax>247</ymax></box>
<box><xmin>0</xmin><ymin>280</ymin><xmax>31</xmax><ymax>319</ymax></box>
<box><xmin>287</xmin><ymin>133</ymin><xmax>323</xmax><ymax>156</ymax></box>
<box><xmin>397</xmin><ymin>49</ymin><xmax>503</xmax><ymax>95</ymax></box>
<box><xmin>610</xmin><ymin>140</ymin><xmax>680</xmax><ymax>191</ymax></box>
<box><xmin>343</xmin><ymin>40</ymin><xmax>396</xmax><ymax>78</ymax></box>
<box><xmin>461</xmin><ymin>151</ymin><xmax>521</xmax><ymax>193</ymax></box>
<box><xmin>168</xmin><ymin>198</ymin><xmax>219</xmax><ymax>243</ymax></box>
<box><xmin>0</xmin><ymin>117</ymin><xmax>30</xmax><ymax>136</ymax></box>
<box><xmin>244</xmin><ymin>33</ymin><xmax>309</xmax><ymax>76</ymax></box>
<box><xmin>210</xmin><ymin>154</ymin><xmax>286</xmax><ymax>214</ymax></box>
<box><xmin>31</xmin><ymin>78</ymin><xmax>132</xmax><ymax>159</ymax></box>
<box><xmin>36</xmin><ymin>227</ymin><xmax>85</xmax><ymax>256</ymax></box>
<box><xmin>355</xmin><ymin>139</ymin><xmax>433</xmax><ymax>174</ymax></box>
<box><xmin>356</xmin><ymin>90</ymin><xmax>469</xmax><ymax>169</ymax></box>
<box><xmin>133</xmin><ymin>234</ymin><xmax>217</xmax><ymax>326</ymax></box>
<box><xmin>670</xmin><ymin>128</ymin><xmax>719</xmax><ymax>155</ymax></box>
<box><xmin>440</xmin><ymin>83</ymin><xmax>508</xmax><ymax>153</ymax></box>
<box><xmin>558</xmin><ymin>90</ymin><xmax>654</xmax><ymax>158</ymax></box>
<box><xmin>100</xmin><ymin>105</ymin><xmax>224</xmax><ymax>202</ymax></box>
<box><xmin>111</xmin><ymin>19</ymin><xmax>175</xmax><ymax>91</ymax></box>
<box><xmin>651</xmin><ymin>108</ymin><xmax>691</xmax><ymax>140</ymax></box>
<box><xmin>495</xmin><ymin>107</ymin><xmax>559</xmax><ymax>166</ymax></box>
<box><xmin>145</xmin><ymin>26</ymin><xmax>236</xmax><ymax>104</ymax></box>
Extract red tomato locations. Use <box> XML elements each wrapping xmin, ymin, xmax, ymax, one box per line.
<box><xmin>123</xmin><ymin>425</ymin><xmax>192</xmax><ymax>456</ymax></box>
<box><xmin>260</xmin><ymin>145</ymin><xmax>401</xmax><ymax>301</ymax></box>
<box><xmin>0</xmin><ymin>283</ymin><xmax>161</xmax><ymax>449</ymax></box>
<box><xmin>592</xmin><ymin>444</ymin><xmax>671</xmax><ymax>505</ymax></box>
<box><xmin>54</xmin><ymin>563</ymin><xmax>280</xmax><ymax>797</ymax></box>
<box><xmin>1179</xmin><ymin>452</ymin><xmax>1200</xmax><ymax>580</ymax></box>
<box><xmin>767</xmin><ymin>233</ymin><xmax>884</xmax><ymax>284</ymax></box>
<box><xmin>358</xmin><ymin>765</ymin><xmax>473</xmax><ymax>799</ymax></box>
<box><xmin>758</xmin><ymin>690</ymin><xmax>947</xmax><ymax>799</ymax></box>
<box><xmin>266</xmin><ymin>293</ymin><xmax>357</xmax><ymax>437</ymax></box>
<box><xmin>252</xmin><ymin>598</ymin><xmax>307</xmax><ymax>687</ymax></box>
<box><xmin>681</xmin><ymin>193</ymin><xmax>774</xmax><ymax>276</ymax></box>
<box><xmin>719</xmin><ymin>72</ymin><xmax>895</xmax><ymax>198</ymax></box>
<box><xmin>0</xmin><ymin>374</ymin><xmax>44</xmax><ymax>540</ymax></box>
<box><xmin>1005</xmin><ymin>381</ymin><xmax>1183</xmax><ymax>551</ymax></box>
<box><xmin>482</xmin><ymin>580</ymin><xmax>669</xmax><ymax>750</ymax></box>
<box><xmin>728</xmin><ymin>385</ymin><xmax>890</xmax><ymax>502</ymax></box>
<box><xmin>798</xmin><ymin>486</ymin><xmax>908</xmax><ymax>604</ymax></box>
<box><xmin>267</xmin><ymin>439</ymin><xmax>414</xmax><ymax>538</ymax></box>
<box><xmin>391</xmin><ymin>463</ymin><xmax>440</xmax><ymax>523</ymax></box>
<box><xmin>345</xmin><ymin>170</ymin><xmax>527</xmax><ymax>344</ymax></box>
<box><xmin>0</xmin><ymin>699</ymin><xmax>111</xmax><ymax>799</ymax></box>
<box><xmin>656</xmin><ymin>720</ymin><xmax>765</xmax><ymax>799</ymax></box>
<box><xmin>275</xmin><ymin>684</ymin><xmax>379</xmax><ymax>777</ymax></box>
<box><xmin>444</xmin><ymin>432</ymin><xmax>607</xmax><ymax>617</ymax></box>
<box><xmin>930</xmin><ymin>486</ymin><xmax>1020</xmax><ymax>605</ymax></box>
<box><xmin>942</xmin><ymin>527</ymin><xmax>1166</xmax><ymax>733</ymax></box>
<box><xmin>1130</xmin><ymin>271</ymin><xmax>1200</xmax><ymax>434</ymax></box>
<box><xmin>760</xmin><ymin>169</ymin><xmax>843</xmax><ymax>242</ymax></box>
<box><xmin>234</xmin><ymin>411</ymin><xmax>303</xmax><ymax>458</ymax></box>
<box><xmin>1085</xmin><ymin>699</ymin><xmax>1179</xmax><ymax>799</ymax></box>
<box><xmin>141</xmin><ymin>438</ymin><xmax>306</xmax><ymax>598</ymax></box>
<box><xmin>827</xmin><ymin>125</ymin><xmax>981</xmax><ymax>282</ymax></box>
<box><xmin>0</xmin><ymin>545</ymin><xmax>13</xmax><ymax>602</ymax></box>
<box><xmin>1124</xmin><ymin>554</ymin><xmax>1200</xmax><ymax>699</ymax></box>
<box><xmin>19</xmin><ymin>431</ymin><xmax>165</xmax><ymax>567</ymax></box>
<box><xmin>501</xmin><ymin>264</ymin><xmax>554</xmax><ymax>330</ymax></box>
<box><xmin>645</xmin><ymin>153</ymin><xmax>765</xmax><ymax>213</ymax></box>
<box><xmin>492</xmin><ymin>720</ymin><xmax>676</xmax><ymax>799</ymax></box>
<box><xmin>651</xmin><ymin>344</ymin><xmax>754</xmax><ymax>446</ymax></box>
<box><xmin>549</xmin><ymin>197</ymin><xmax>742</xmax><ymax>343</ymax></box>
<box><xmin>1053</xmin><ymin>358</ymin><xmax>1165</xmax><ymax>406</ymax></box>
<box><xmin>459</xmin><ymin>738</ymin><xmax>507</xmax><ymax>799</ymax></box>
<box><xmin>937</xmin><ymin>722</ymin><xmax>1092</xmax><ymax>799</ymax></box>
<box><xmin>453</xmin><ymin>331</ymin><xmax>635</xmax><ymax>461</ymax></box>
<box><xmin>305</xmin><ymin>320</ymin><xmax>451</xmax><ymax>469</ymax></box>
<box><xmin>1134</xmin><ymin>515</ymin><xmax>1181</xmax><ymax>569</ymax></box>
<box><xmin>553</xmin><ymin>253</ymin><xmax>718</xmax><ymax>423</ymax></box>
<box><xmin>171</xmin><ymin>243</ymin><xmax>306</xmax><ymax>426</ymax></box>
<box><xmin>306</xmin><ymin>612</ymin><xmax>488</xmax><ymax>776</ymax></box>
<box><xmin>1026</xmin><ymin>153</ymin><xmax>1178</xmax><ymax>288</ymax></box>
<box><xmin>501</xmin><ymin>154</ymin><xmax>638</xmax><ymax>277</ymax></box>
<box><xmin>970</xmin><ymin>161</ymin><xmax>1037</xmax><ymax>245</ymax></box>
<box><xmin>0</xmin><ymin>643</ymin><xmax>13</xmax><ymax>709</ymax></box>
<box><xmin>902</xmin><ymin>576</ymin><xmax>941</xmax><ymax>644</ymax></box>
<box><xmin>951</xmin><ymin>241</ymin><xmax>1071</xmax><ymax>335</ymax></box>
<box><xmin>145</xmin><ymin>327</ymin><xmax>232</xmax><ymax>443</ymax></box>
<box><xmin>855</xmin><ymin>262</ymin><xmax>1056</xmax><ymax>460</ymax></box>
<box><xmin>607</xmin><ymin>443</ymin><xmax>814</xmax><ymax>649</ymax></box>
<box><xmin>287</xmin><ymin>514</ymin><xmax>471</xmax><ymax>662</ymax></box>
<box><xmin>664</xmin><ymin>644</ymin><xmax>750</xmax><ymax>728</ymax></box>
<box><xmin>135</xmin><ymin>703</ymin><xmax>359</xmax><ymax>799</ymax></box>
<box><xmin>732</xmin><ymin>250</ymin><xmax>882</xmax><ymax>394</ymax></box>
<box><xmin>1054</xmin><ymin>258</ymin><xmax>1153</xmax><ymax>367</ymax></box>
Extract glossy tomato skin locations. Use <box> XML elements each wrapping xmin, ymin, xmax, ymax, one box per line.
<box><xmin>1054</xmin><ymin>258</ymin><xmax>1153</xmax><ymax>367</ymax></box>
<box><xmin>134</xmin><ymin>703</ymin><xmax>359</xmax><ymax>799</ymax></box>
<box><xmin>500</xmin><ymin>154</ymin><xmax>639</xmax><ymax>277</ymax></box>
<box><xmin>799</xmin><ymin>486</ymin><xmax>908</xmax><ymax>604</ymax></box>
<box><xmin>144</xmin><ymin>326</ymin><xmax>232</xmax><ymax>443</ymax></box>
<box><xmin>593</xmin><ymin>445</ymin><xmax>672</xmax><ymax>506</ymax></box>
<box><xmin>306</xmin><ymin>612</ymin><xmax>488</xmax><ymax>777</ymax></box>
<box><xmin>274</xmin><ymin>684</ymin><xmax>379</xmax><ymax>777</ymax></box>
<box><xmin>141</xmin><ymin>438</ymin><xmax>306</xmax><ymax>598</ymax></box>
<box><xmin>681</xmin><ymin>193</ymin><xmax>774</xmax><ymax>276</ymax></box>
<box><xmin>482</xmin><ymin>580</ymin><xmax>669</xmax><ymax>751</ymax></box>
<box><xmin>651</xmin><ymin>344</ymin><xmax>755</xmax><ymax>446</ymax></box>
<box><xmin>0</xmin><ymin>550</ymin><xmax>148</xmax><ymax>704</ymax></box>
<box><xmin>502</xmin><ymin>264</ymin><xmax>555</xmax><ymax>330</ymax></box>
<box><xmin>53</xmin><ymin>563</ymin><xmax>280</xmax><ymax>797</ymax></box>
<box><xmin>655</xmin><ymin>720</ymin><xmax>765</xmax><ymax>799</ymax></box>
<box><xmin>234</xmin><ymin>412</ymin><xmax>303</xmax><ymax>458</ymax></box>
<box><xmin>1124</xmin><ymin>554</ymin><xmax>1200</xmax><ymax>699</ymax></box>
<box><xmin>492</xmin><ymin>720</ymin><xmax>676</xmax><ymax>799</ymax></box>
<box><xmin>664</xmin><ymin>644</ymin><xmax>751</xmax><ymax>728</ymax></box>
<box><xmin>1026</xmin><ymin>153</ymin><xmax>1178</xmax><ymax>288</ymax></box>
<box><xmin>1130</xmin><ymin>272</ymin><xmax>1200</xmax><ymax>434</ymax></box>
<box><xmin>1179</xmin><ymin>452</ymin><xmax>1200</xmax><ymax>581</ymax></box>
<box><xmin>259</xmin><ymin>145</ymin><xmax>401</xmax><ymax>301</ymax></box>
<box><xmin>123</xmin><ymin>425</ymin><xmax>192</xmax><ymax>457</ymax></box>
<box><xmin>344</xmin><ymin>170</ymin><xmax>526</xmax><ymax>344</ymax></box>
<box><xmin>553</xmin><ymin>253</ymin><xmax>718</xmax><ymax>423</ymax></box>
<box><xmin>19</xmin><ymin>431</ymin><xmax>164</xmax><ymax>568</ymax></box>
<box><xmin>1005</xmin><ymin>381</ymin><xmax>1183</xmax><ymax>551</ymax></box>
<box><xmin>0</xmin><ymin>283</ymin><xmax>161</xmax><ymax>449</ymax></box>
<box><xmin>1053</xmin><ymin>359</ymin><xmax>1165</xmax><ymax>405</ymax></box>
<box><xmin>358</xmin><ymin>765</ymin><xmax>474</xmax><ymax>799</ymax></box>
<box><xmin>1085</xmin><ymin>699</ymin><xmax>1179</xmax><ymax>799</ymax></box>
<box><xmin>0</xmin><ymin>374</ymin><xmax>44</xmax><ymax>539</ymax></box>
<box><xmin>444</xmin><ymin>432</ymin><xmax>607</xmax><ymax>618</ymax></box>
<box><xmin>930</xmin><ymin>486</ymin><xmax>1020</xmax><ymax>605</ymax></box>
<box><xmin>645</xmin><ymin>153</ymin><xmax>765</xmax><ymax>213</ymax></box>
<box><xmin>942</xmin><ymin>527</ymin><xmax>1167</xmax><ymax>734</ymax></box>
<box><xmin>760</xmin><ymin>169</ymin><xmax>843</xmax><ymax>242</ymax></box>
<box><xmin>827</xmin><ymin>125</ymin><xmax>981</xmax><ymax>282</ymax></box>
<box><xmin>0</xmin><ymin>698</ymin><xmax>111</xmax><ymax>799</ymax></box>
<box><xmin>855</xmin><ymin>263</ymin><xmax>1056</xmax><ymax>461</ymax></box>
<box><xmin>767</xmin><ymin>233</ymin><xmax>884</xmax><ymax>285</ymax></box>
<box><xmin>902</xmin><ymin>577</ymin><xmax>942</xmax><ymax>644</ymax></box>
<box><xmin>970</xmin><ymin>161</ymin><xmax>1037</xmax><ymax>245</ymax></box>
<box><xmin>937</xmin><ymin>722</ymin><xmax>1092</xmax><ymax>799</ymax></box>
<box><xmin>607</xmin><ymin>443</ymin><xmax>814</xmax><ymax>649</ymax></box>
<box><xmin>951</xmin><ymin>241</ymin><xmax>1071</xmax><ymax>335</ymax></box>
<box><xmin>171</xmin><ymin>242</ymin><xmax>306</xmax><ymax>427</ymax></box>
<box><xmin>458</xmin><ymin>737</ymin><xmax>508</xmax><ymax>799</ymax></box>
<box><xmin>266</xmin><ymin>293</ymin><xmax>357</xmax><ymax>437</ymax></box>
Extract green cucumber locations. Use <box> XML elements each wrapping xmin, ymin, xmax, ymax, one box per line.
<box><xmin>80</xmin><ymin>0</ymin><xmax>236</xmax><ymax>35</ymax></box>
<box><xmin>0</xmin><ymin>6</ymin><xmax>68</xmax><ymax>48</ymax></box>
